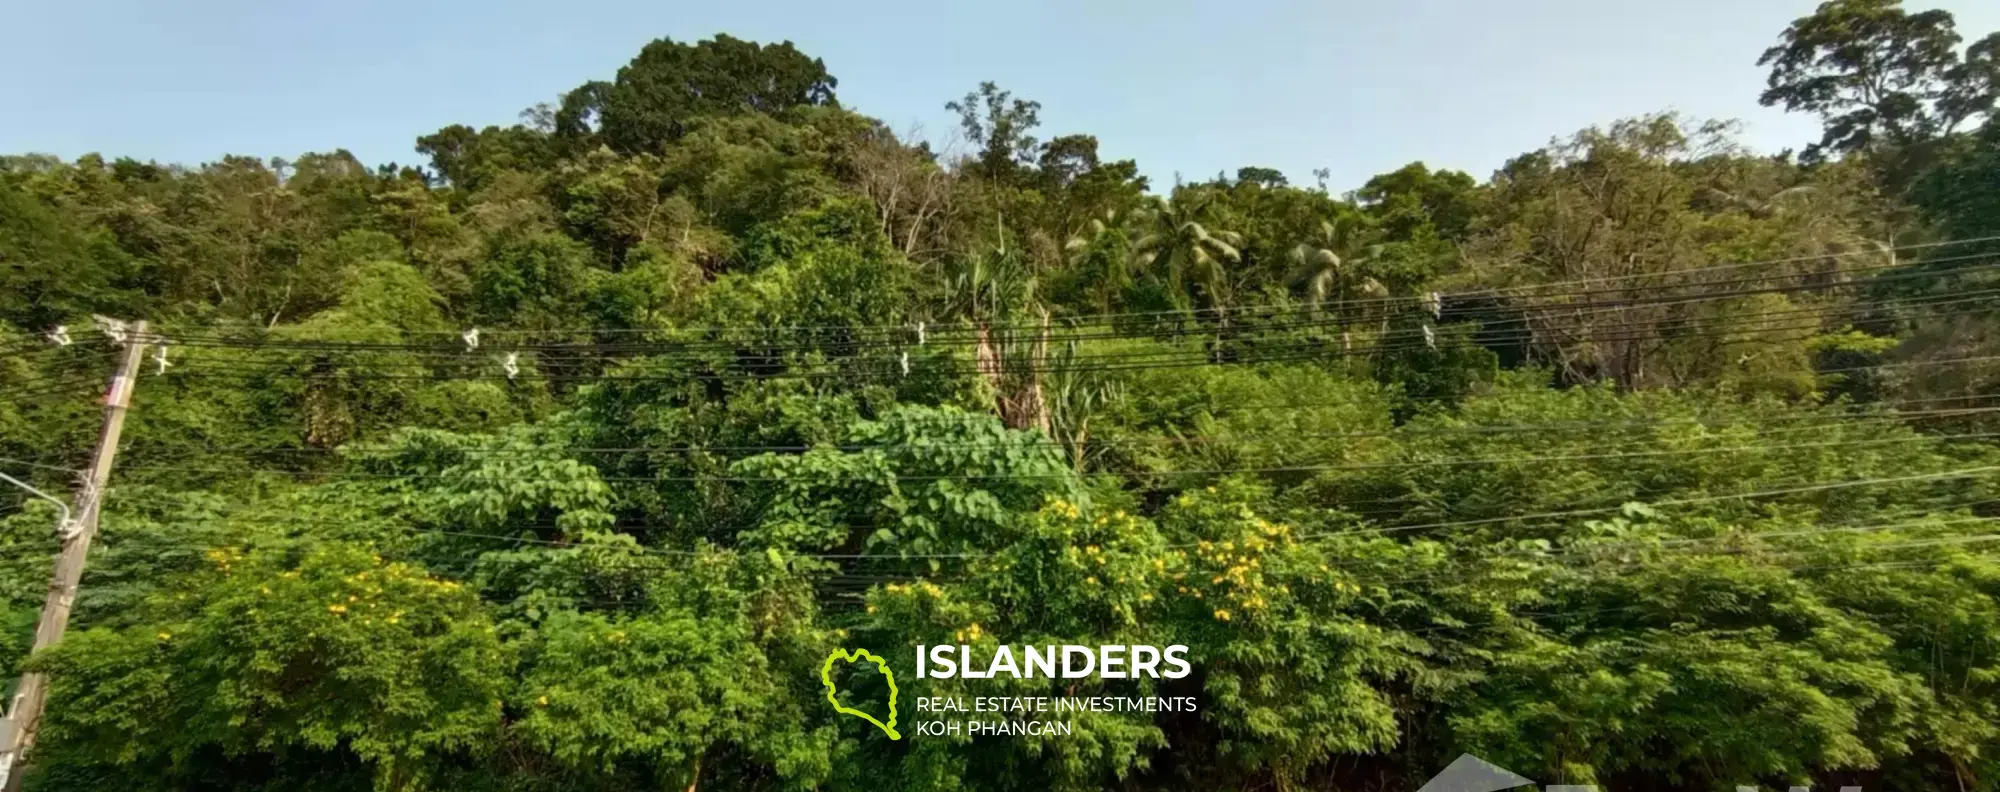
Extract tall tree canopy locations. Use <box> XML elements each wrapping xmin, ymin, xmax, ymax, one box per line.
<box><xmin>1760</xmin><ymin>0</ymin><xmax>2000</xmax><ymax>158</ymax></box>
<box><xmin>556</xmin><ymin>34</ymin><xmax>838</xmax><ymax>155</ymax></box>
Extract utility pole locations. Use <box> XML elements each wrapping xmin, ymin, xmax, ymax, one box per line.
<box><xmin>0</xmin><ymin>320</ymin><xmax>148</xmax><ymax>791</ymax></box>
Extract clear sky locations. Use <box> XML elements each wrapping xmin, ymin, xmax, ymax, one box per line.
<box><xmin>5</xmin><ymin>0</ymin><xmax>1997</xmax><ymax>193</ymax></box>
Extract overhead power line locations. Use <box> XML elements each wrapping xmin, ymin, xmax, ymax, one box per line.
<box><xmin>1295</xmin><ymin>465</ymin><xmax>1997</xmax><ymax>543</ymax></box>
<box><xmin>134</xmin><ymin>282</ymin><xmax>2000</xmax><ymax>367</ymax></box>
<box><xmin>132</xmin><ymin>308</ymin><xmax>1996</xmax><ymax>384</ymax></box>
<box><xmin>119</xmin><ymin>284</ymin><xmax>2000</xmax><ymax>387</ymax></box>
<box><xmin>149</xmin><ymin>234</ymin><xmax>2000</xmax><ymax>339</ymax></box>
<box><xmin>141</xmin><ymin>312</ymin><xmax>2000</xmax><ymax>385</ymax></box>
<box><xmin>137</xmin><ymin>256</ymin><xmax>2000</xmax><ymax>354</ymax></box>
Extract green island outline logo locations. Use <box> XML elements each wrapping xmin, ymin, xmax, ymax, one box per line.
<box><xmin>820</xmin><ymin>647</ymin><xmax>902</xmax><ymax>740</ymax></box>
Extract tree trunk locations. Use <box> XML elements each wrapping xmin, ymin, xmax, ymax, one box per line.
<box><xmin>984</xmin><ymin>313</ymin><xmax>1053</xmax><ymax>435</ymax></box>
<box><xmin>1015</xmin><ymin>309</ymin><xmax>1053</xmax><ymax>435</ymax></box>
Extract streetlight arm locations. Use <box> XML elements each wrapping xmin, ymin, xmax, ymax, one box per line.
<box><xmin>0</xmin><ymin>470</ymin><xmax>75</xmax><ymax>784</ymax></box>
<box><xmin>0</xmin><ymin>472</ymin><xmax>72</xmax><ymax>536</ymax></box>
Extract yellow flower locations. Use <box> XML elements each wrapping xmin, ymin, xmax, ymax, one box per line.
<box><xmin>1086</xmin><ymin>576</ymin><xmax>1099</xmax><ymax>585</ymax></box>
<box><xmin>328</xmin><ymin>604</ymin><xmax>347</xmax><ymax>614</ymax></box>
<box><xmin>156</xmin><ymin>632</ymin><xmax>172</xmax><ymax>641</ymax></box>
<box><xmin>1214</xmin><ymin>609</ymin><xmax>1231</xmax><ymax>621</ymax></box>
<box><xmin>537</xmin><ymin>695</ymin><xmax>549</xmax><ymax>707</ymax></box>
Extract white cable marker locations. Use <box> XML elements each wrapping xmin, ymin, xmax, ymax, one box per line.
<box><xmin>900</xmin><ymin>350</ymin><xmax>910</xmax><ymax>376</ymax></box>
<box><xmin>502</xmin><ymin>352</ymin><xmax>520</xmax><ymax>380</ymax></box>
<box><xmin>462</xmin><ymin>327</ymin><xmax>481</xmax><ymax>350</ymax></box>
<box><xmin>1422</xmin><ymin>323</ymin><xmax>1436</xmax><ymax>349</ymax></box>
<box><xmin>46</xmin><ymin>326</ymin><xmax>71</xmax><ymax>347</ymax></box>
<box><xmin>152</xmin><ymin>343</ymin><xmax>171</xmax><ymax>375</ymax></box>
<box><xmin>91</xmin><ymin>315</ymin><xmax>130</xmax><ymax>345</ymax></box>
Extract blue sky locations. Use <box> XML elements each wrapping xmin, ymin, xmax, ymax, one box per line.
<box><xmin>5</xmin><ymin>0</ymin><xmax>1997</xmax><ymax>193</ymax></box>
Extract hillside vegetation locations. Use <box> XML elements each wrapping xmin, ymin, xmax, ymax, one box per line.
<box><xmin>4</xmin><ymin>2</ymin><xmax>2000</xmax><ymax>790</ymax></box>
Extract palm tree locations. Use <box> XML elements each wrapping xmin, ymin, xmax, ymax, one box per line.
<box><xmin>943</xmin><ymin>241</ymin><xmax>1057</xmax><ymax>433</ymax></box>
<box><xmin>944</xmin><ymin>244</ymin><xmax>1036</xmax><ymax>325</ymax></box>
<box><xmin>1063</xmin><ymin>207</ymin><xmax>1138</xmax><ymax>312</ymax></box>
<box><xmin>1062</xmin><ymin>207</ymin><xmax>1136</xmax><ymax>263</ymax></box>
<box><xmin>1129</xmin><ymin>195</ymin><xmax>1244</xmax><ymax>314</ymax></box>
<box><xmin>1289</xmin><ymin>216</ymin><xmax>1387</xmax><ymax>322</ymax></box>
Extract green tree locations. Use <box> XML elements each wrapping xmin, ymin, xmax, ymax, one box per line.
<box><xmin>1912</xmin><ymin>118</ymin><xmax>2000</xmax><ymax>252</ymax></box>
<box><xmin>558</xmin><ymin>34</ymin><xmax>838</xmax><ymax>155</ymax></box>
<box><xmin>1458</xmin><ymin>114</ymin><xmax>1879</xmax><ymax>389</ymax></box>
<box><xmin>30</xmin><ymin>544</ymin><xmax>508</xmax><ymax>791</ymax></box>
<box><xmin>1353</xmin><ymin>161</ymin><xmax>1481</xmax><ymax>243</ymax></box>
<box><xmin>1287</xmin><ymin>216</ymin><xmax>1386</xmax><ymax>315</ymax></box>
<box><xmin>1130</xmin><ymin>193</ymin><xmax>1244</xmax><ymax>314</ymax></box>
<box><xmin>414</xmin><ymin>119</ymin><xmax>556</xmax><ymax>190</ymax></box>
<box><xmin>0</xmin><ymin>168</ymin><xmax>143</xmax><ymax>328</ymax></box>
<box><xmin>946</xmin><ymin>82</ymin><xmax>1044</xmax><ymax>184</ymax></box>
<box><xmin>1759</xmin><ymin>0</ymin><xmax>1998</xmax><ymax>157</ymax></box>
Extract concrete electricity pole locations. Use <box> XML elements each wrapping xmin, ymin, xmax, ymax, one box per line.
<box><xmin>0</xmin><ymin>320</ymin><xmax>148</xmax><ymax>790</ymax></box>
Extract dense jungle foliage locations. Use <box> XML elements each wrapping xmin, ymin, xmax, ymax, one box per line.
<box><xmin>5</xmin><ymin>1</ymin><xmax>2000</xmax><ymax>789</ymax></box>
